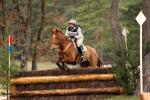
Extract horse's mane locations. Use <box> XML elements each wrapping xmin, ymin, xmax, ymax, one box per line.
<box><xmin>53</xmin><ymin>28</ymin><xmax>70</xmax><ymax>42</ymax></box>
<box><xmin>55</xmin><ymin>28</ymin><xmax>65</xmax><ymax>35</ymax></box>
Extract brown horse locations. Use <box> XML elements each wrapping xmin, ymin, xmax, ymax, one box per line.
<box><xmin>50</xmin><ymin>28</ymin><xmax>102</xmax><ymax>70</ymax></box>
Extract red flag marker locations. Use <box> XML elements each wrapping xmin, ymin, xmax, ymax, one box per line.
<box><xmin>6</xmin><ymin>35</ymin><xmax>13</xmax><ymax>46</ymax></box>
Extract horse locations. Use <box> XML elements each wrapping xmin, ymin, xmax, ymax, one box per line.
<box><xmin>50</xmin><ymin>28</ymin><xmax>102</xmax><ymax>71</ymax></box>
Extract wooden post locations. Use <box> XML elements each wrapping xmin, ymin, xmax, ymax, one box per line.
<box><xmin>136</xmin><ymin>11</ymin><xmax>146</xmax><ymax>95</ymax></box>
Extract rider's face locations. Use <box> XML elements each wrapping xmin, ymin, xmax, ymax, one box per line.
<box><xmin>68</xmin><ymin>23</ymin><xmax>75</xmax><ymax>28</ymax></box>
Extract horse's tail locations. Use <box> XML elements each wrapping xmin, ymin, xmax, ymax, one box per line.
<box><xmin>97</xmin><ymin>58</ymin><xmax>102</xmax><ymax>67</ymax></box>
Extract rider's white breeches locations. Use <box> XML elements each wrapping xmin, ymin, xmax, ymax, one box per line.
<box><xmin>76</xmin><ymin>37</ymin><xmax>84</xmax><ymax>47</ymax></box>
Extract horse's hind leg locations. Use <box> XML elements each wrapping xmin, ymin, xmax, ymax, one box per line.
<box><xmin>90</xmin><ymin>52</ymin><xmax>98</xmax><ymax>67</ymax></box>
<box><xmin>90</xmin><ymin>59</ymin><xmax>97</xmax><ymax>67</ymax></box>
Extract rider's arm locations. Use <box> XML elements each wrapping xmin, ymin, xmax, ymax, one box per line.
<box><xmin>65</xmin><ymin>27</ymin><xmax>69</xmax><ymax>37</ymax></box>
<box><xmin>75</xmin><ymin>27</ymin><xmax>83</xmax><ymax>38</ymax></box>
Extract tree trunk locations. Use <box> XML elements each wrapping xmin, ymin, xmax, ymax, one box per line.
<box><xmin>1</xmin><ymin>0</ymin><xmax>7</xmax><ymax>42</ymax></box>
<box><xmin>0</xmin><ymin>0</ymin><xmax>2</xmax><ymax>45</ymax></box>
<box><xmin>13</xmin><ymin>0</ymin><xmax>26</xmax><ymax>71</ymax></box>
<box><xmin>143</xmin><ymin>0</ymin><xmax>150</xmax><ymax>93</ymax></box>
<box><xmin>32</xmin><ymin>0</ymin><xmax>45</xmax><ymax>70</ymax></box>
<box><xmin>110</xmin><ymin>0</ymin><xmax>124</xmax><ymax>48</ymax></box>
<box><xmin>134</xmin><ymin>0</ymin><xmax>150</xmax><ymax>95</ymax></box>
<box><xmin>12</xmin><ymin>0</ymin><xmax>33</xmax><ymax>71</ymax></box>
<box><xmin>22</xmin><ymin>0</ymin><xmax>33</xmax><ymax>71</ymax></box>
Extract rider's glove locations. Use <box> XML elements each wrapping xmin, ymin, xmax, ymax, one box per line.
<box><xmin>68</xmin><ymin>38</ymin><xmax>71</xmax><ymax>40</ymax></box>
<box><xmin>71</xmin><ymin>38</ymin><xmax>75</xmax><ymax>41</ymax></box>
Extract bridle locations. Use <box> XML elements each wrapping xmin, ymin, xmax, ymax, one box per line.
<box><xmin>52</xmin><ymin>34</ymin><xmax>56</xmax><ymax>44</ymax></box>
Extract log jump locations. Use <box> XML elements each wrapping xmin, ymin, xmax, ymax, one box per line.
<box><xmin>10</xmin><ymin>67</ymin><xmax>125</xmax><ymax>100</ymax></box>
<box><xmin>12</xmin><ymin>87</ymin><xmax>125</xmax><ymax>97</ymax></box>
<box><xmin>11</xmin><ymin>74</ymin><xmax>116</xmax><ymax>85</ymax></box>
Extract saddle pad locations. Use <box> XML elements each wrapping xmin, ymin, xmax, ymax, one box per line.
<box><xmin>82</xmin><ymin>45</ymin><xmax>87</xmax><ymax>52</ymax></box>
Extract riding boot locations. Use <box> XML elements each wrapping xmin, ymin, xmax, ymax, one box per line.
<box><xmin>77</xmin><ymin>46</ymin><xmax>85</xmax><ymax>62</ymax></box>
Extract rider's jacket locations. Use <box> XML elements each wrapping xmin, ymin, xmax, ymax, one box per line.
<box><xmin>65</xmin><ymin>25</ymin><xmax>83</xmax><ymax>39</ymax></box>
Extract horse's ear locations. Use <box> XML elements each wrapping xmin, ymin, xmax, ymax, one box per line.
<box><xmin>55</xmin><ymin>28</ymin><xmax>59</xmax><ymax>32</ymax></box>
<box><xmin>56</xmin><ymin>28</ymin><xmax>63</xmax><ymax>35</ymax></box>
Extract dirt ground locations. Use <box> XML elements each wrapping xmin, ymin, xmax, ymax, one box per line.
<box><xmin>26</xmin><ymin>62</ymin><xmax>80</xmax><ymax>71</ymax></box>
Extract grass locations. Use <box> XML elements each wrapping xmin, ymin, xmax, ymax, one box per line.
<box><xmin>105</xmin><ymin>95</ymin><xmax>140</xmax><ymax>100</ymax></box>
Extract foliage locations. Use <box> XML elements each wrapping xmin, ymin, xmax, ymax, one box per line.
<box><xmin>112</xmin><ymin>46</ymin><xmax>139</xmax><ymax>94</ymax></box>
<box><xmin>0</xmin><ymin>47</ymin><xmax>19</xmax><ymax>95</ymax></box>
<box><xmin>112</xmin><ymin>0</ymin><xmax>142</xmax><ymax>95</ymax></box>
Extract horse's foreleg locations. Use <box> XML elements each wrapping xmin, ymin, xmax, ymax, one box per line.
<box><xmin>55</xmin><ymin>54</ymin><xmax>64</xmax><ymax>70</ymax></box>
<box><xmin>56</xmin><ymin>62</ymin><xmax>69</xmax><ymax>71</ymax></box>
<box><xmin>56</xmin><ymin>55</ymin><xmax>69</xmax><ymax>71</ymax></box>
<box><xmin>61</xmin><ymin>57</ymin><xmax>75</xmax><ymax>64</ymax></box>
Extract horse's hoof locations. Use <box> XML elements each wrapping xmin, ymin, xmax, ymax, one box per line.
<box><xmin>58</xmin><ymin>66</ymin><xmax>64</xmax><ymax>71</ymax></box>
<box><xmin>58</xmin><ymin>66</ymin><xmax>69</xmax><ymax>72</ymax></box>
<box><xmin>64</xmin><ymin>66</ymin><xmax>69</xmax><ymax>72</ymax></box>
<box><xmin>80</xmin><ymin>60</ymin><xmax>90</xmax><ymax>67</ymax></box>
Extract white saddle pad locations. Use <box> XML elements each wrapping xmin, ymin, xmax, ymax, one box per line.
<box><xmin>82</xmin><ymin>45</ymin><xmax>87</xmax><ymax>52</ymax></box>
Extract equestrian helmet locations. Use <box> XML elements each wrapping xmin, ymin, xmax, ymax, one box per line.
<box><xmin>68</xmin><ymin>19</ymin><xmax>77</xmax><ymax>25</ymax></box>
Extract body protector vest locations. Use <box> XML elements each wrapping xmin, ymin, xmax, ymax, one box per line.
<box><xmin>68</xmin><ymin>25</ymin><xmax>79</xmax><ymax>38</ymax></box>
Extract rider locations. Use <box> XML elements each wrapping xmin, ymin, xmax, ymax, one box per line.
<box><xmin>65</xmin><ymin>19</ymin><xmax>85</xmax><ymax>62</ymax></box>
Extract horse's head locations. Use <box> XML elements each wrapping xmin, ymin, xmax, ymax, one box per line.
<box><xmin>50</xmin><ymin>28</ymin><xmax>64</xmax><ymax>52</ymax></box>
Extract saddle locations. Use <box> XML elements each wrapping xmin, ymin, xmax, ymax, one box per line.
<box><xmin>70</xmin><ymin>39</ymin><xmax>87</xmax><ymax>63</ymax></box>
<box><xmin>70</xmin><ymin>38</ymin><xmax>87</xmax><ymax>52</ymax></box>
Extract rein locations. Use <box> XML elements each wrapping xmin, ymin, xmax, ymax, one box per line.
<box><xmin>63</xmin><ymin>42</ymin><xmax>72</xmax><ymax>52</ymax></box>
<box><xmin>63</xmin><ymin>39</ymin><xmax>78</xmax><ymax>52</ymax></box>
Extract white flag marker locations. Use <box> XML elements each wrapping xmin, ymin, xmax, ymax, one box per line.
<box><xmin>136</xmin><ymin>11</ymin><xmax>146</xmax><ymax>94</ymax></box>
<box><xmin>122</xmin><ymin>27</ymin><xmax>129</xmax><ymax>50</ymax></box>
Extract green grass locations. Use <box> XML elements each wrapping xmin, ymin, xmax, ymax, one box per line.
<box><xmin>105</xmin><ymin>96</ymin><xmax>140</xmax><ymax>100</ymax></box>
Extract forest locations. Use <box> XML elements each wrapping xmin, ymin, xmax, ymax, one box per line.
<box><xmin>1</xmin><ymin>0</ymin><xmax>150</xmax><ymax>100</ymax></box>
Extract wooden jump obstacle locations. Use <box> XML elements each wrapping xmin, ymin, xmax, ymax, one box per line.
<box><xmin>10</xmin><ymin>67</ymin><xmax>125</xmax><ymax>100</ymax></box>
